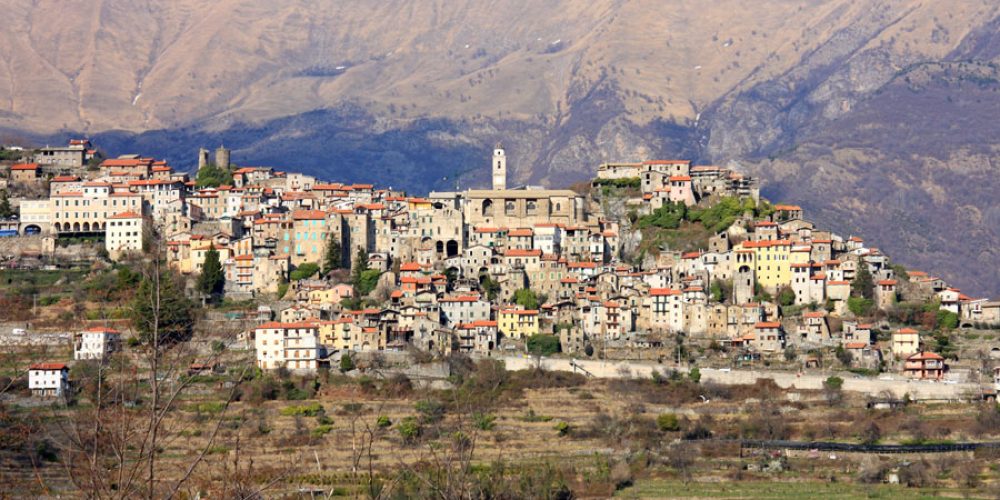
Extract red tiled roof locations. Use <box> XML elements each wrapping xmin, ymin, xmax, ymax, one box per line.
<box><xmin>292</xmin><ymin>210</ymin><xmax>326</xmax><ymax>220</ymax></box>
<box><xmin>29</xmin><ymin>363</ymin><xmax>67</xmax><ymax>370</ymax></box>
<box><xmin>774</xmin><ymin>204</ymin><xmax>802</xmax><ymax>211</ymax></box>
<box><xmin>500</xmin><ymin>309</ymin><xmax>538</xmax><ymax>315</ymax></box>
<box><xmin>108</xmin><ymin>211</ymin><xmax>142</xmax><ymax>219</ymax></box>
<box><xmin>257</xmin><ymin>321</ymin><xmax>318</xmax><ymax>330</ymax></box>
<box><xmin>505</xmin><ymin>249</ymin><xmax>542</xmax><ymax>257</ymax></box>
<box><xmin>84</xmin><ymin>327</ymin><xmax>121</xmax><ymax>334</ymax></box>
<box><xmin>11</xmin><ymin>163</ymin><xmax>38</xmax><ymax>170</ymax></box>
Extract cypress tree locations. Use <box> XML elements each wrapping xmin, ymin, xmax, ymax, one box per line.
<box><xmin>853</xmin><ymin>265</ymin><xmax>875</xmax><ymax>300</ymax></box>
<box><xmin>130</xmin><ymin>270</ymin><xmax>195</xmax><ymax>346</ymax></box>
<box><xmin>197</xmin><ymin>245</ymin><xmax>225</xmax><ymax>299</ymax></box>
<box><xmin>322</xmin><ymin>234</ymin><xmax>342</xmax><ymax>274</ymax></box>
<box><xmin>0</xmin><ymin>190</ymin><xmax>12</xmax><ymax>218</ymax></box>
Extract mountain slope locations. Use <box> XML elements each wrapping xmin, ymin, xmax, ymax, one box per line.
<box><xmin>2</xmin><ymin>0</ymin><xmax>1000</xmax><ymax>295</ymax></box>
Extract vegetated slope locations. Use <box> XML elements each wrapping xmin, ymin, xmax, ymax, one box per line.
<box><xmin>3</xmin><ymin>0</ymin><xmax>1000</xmax><ymax>294</ymax></box>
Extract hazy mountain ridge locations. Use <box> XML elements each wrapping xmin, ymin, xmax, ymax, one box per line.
<box><xmin>4</xmin><ymin>0</ymin><xmax>1000</xmax><ymax>294</ymax></box>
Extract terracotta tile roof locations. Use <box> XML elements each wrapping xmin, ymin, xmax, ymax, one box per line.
<box><xmin>108</xmin><ymin>211</ymin><xmax>142</xmax><ymax>219</ymax></box>
<box><xmin>292</xmin><ymin>209</ymin><xmax>326</xmax><ymax>220</ymax></box>
<box><xmin>84</xmin><ymin>327</ymin><xmax>121</xmax><ymax>334</ymax></box>
<box><xmin>500</xmin><ymin>309</ymin><xmax>538</xmax><ymax>315</ymax></box>
<box><xmin>505</xmin><ymin>249</ymin><xmax>542</xmax><ymax>257</ymax></box>
<box><xmin>755</xmin><ymin>321</ymin><xmax>781</xmax><ymax>329</ymax></box>
<box><xmin>257</xmin><ymin>321</ymin><xmax>318</xmax><ymax>330</ymax></box>
<box><xmin>774</xmin><ymin>204</ymin><xmax>802</xmax><ymax>211</ymax></box>
<box><xmin>29</xmin><ymin>363</ymin><xmax>68</xmax><ymax>370</ymax></box>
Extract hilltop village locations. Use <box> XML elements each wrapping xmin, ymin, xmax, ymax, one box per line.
<box><xmin>2</xmin><ymin>139</ymin><xmax>999</xmax><ymax>395</ymax></box>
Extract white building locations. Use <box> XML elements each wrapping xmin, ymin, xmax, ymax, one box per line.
<box><xmin>533</xmin><ymin>224</ymin><xmax>563</xmax><ymax>255</ymax></box>
<box><xmin>74</xmin><ymin>327</ymin><xmax>121</xmax><ymax>360</ymax></box>
<box><xmin>29</xmin><ymin>363</ymin><xmax>69</xmax><ymax>397</ymax></box>
<box><xmin>254</xmin><ymin>321</ymin><xmax>320</xmax><ymax>372</ymax></box>
<box><xmin>105</xmin><ymin>211</ymin><xmax>148</xmax><ymax>260</ymax></box>
<box><xmin>438</xmin><ymin>295</ymin><xmax>492</xmax><ymax>328</ymax></box>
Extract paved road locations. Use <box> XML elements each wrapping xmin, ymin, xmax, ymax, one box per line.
<box><xmin>493</xmin><ymin>355</ymin><xmax>982</xmax><ymax>401</ymax></box>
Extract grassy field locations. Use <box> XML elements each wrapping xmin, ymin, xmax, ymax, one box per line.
<box><xmin>617</xmin><ymin>479</ymin><xmax>961</xmax><ymax>499</ymax></box>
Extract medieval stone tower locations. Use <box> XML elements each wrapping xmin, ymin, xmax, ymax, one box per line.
<box><xmin>733</xmin><ymin>250</ymin><xmax>756</xmax><ymax>305</ymax></box>
<box><xmin>197</xmin><ymin>148</ymin><xmax>210</xmax><ymax>170</ymax></box>
<box><xmin>492</xmin><ymin>142</ymin><xmax>506</xmax><ymax>191</ymax></box>
<box><xmin>214</xmin><ymin>145</ymin><xmax>231</xmax><ymax>169</ymax></box>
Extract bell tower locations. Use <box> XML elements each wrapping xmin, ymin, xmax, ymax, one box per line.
<box><xmin>492</xmin><ymin>142</ymin><xmax>506</xmax><ymax>191</ymax></box>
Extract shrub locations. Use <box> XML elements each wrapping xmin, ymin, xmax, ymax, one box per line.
<box><xmin>513</xmin><ymin>288</ymin><xmax>541</xmax><ymax>310</ymax></box>
<box><xmin>38</xmin><ymin>295</ymin><xmax>61</xmax><ymax>307</ymax></box>
<box><xmin>339</xmin><ymin>353</ymin><xmax>355</xmax><ymax>373</ymax></box>
<box><xmin>936</xmin><ymin>310</ymin><xmax>959</xmax><ymax>331</ymax></box>
<box><xmin>414</xmin><ymin>399</ymin><xmax>445</xmax><ymax>424</ymax></box>
<box><xmin>398</xmin><ymin>417</ymin><xmax>421</xmax><ymax>443</ymax></box>
<box><xmin>688</xmin><ymin>367</ymin><xmax>701</xmax><ymax>384</ymax></box>
<box><xmin>848</xmin><ymin>297</ymin><xmax>874</xmax><ymax>317</ymax></box>
<box><xmin>474</xmin><ymin>413</ymin><xmax>496</xmax><ymax>431</ymax></box>
<box><xmin>312</xmin><ymin>424</ymin><xmax>333</xmax><ymax>437</ymax></box>
<box><xmin>280</xmin><ymin>403</ymin><xmax>325</xmax><ymax>417</ymax></box>
<box><xmin>657</xmin><ymin>413</ymin><xmax>681</xmax><ymax>432</ymax></box>
<box><xmin>188</xmin><ymin>401</ymin><xmax>226</xmax><ymax>414</ymax></box>
<box><xmin>778</xmin><ymin>287</ymin><xmax>796</xmax><ymax>307</ymax></box>
<box><xmin>376</xmin><ymin>415</ymin><xmax>392</xmax><ymax>428</ymax></box>
<box><xmin>290</xmin><ymin>263</ymin><xmax>320</xmax><ymax>281</ymax></box>
<box><xmin>211</xmin><ymin>340</ymin><xmax>226</xmax><ymax>353</ymax></box>
<box><xmin>554</xmin><ymin>421</ymin><xmax>571</xmax><ymax>436</ymax></box>
<box><xmin>526</xmin><ymin>334</ymin><xmax>560</xmax><ymax>356</ymax></box>
<box><xmin>355</xmin><ymin>269</ymin><xmax>381</xmax><ymax>296</ymax></box>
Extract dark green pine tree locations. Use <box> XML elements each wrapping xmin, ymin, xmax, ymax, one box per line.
<box><xmin>322</xmin><ymin>234</ymin><xmax>342</xmax><ymax>274</ymax></box>
<box><xmin>0</xmin><ymin>190</ymin><xmax>12</xmax><ymax>218</ymax></box>
<box><xmin>853</xmin><ymin>264</ymin><xmax>875</xmax><ymax>300</ymax></box>
<box><xmin>351</xmin><ymin>247</ymin><xmax>370</xmax><ymax>283</ymax></box>
<box><xmin>130</xmin><ymin>269</ymin><xmax>195</xmax><ymax>346</ymax></box>
<box><xmin>197</xmin><ymin>245</ymin><xmax>225</xmax><ymax>299</ymax></box>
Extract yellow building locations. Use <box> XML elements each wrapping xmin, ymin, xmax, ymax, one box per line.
<box><xmin>742</xmin><ymin>239</ymin><xmax>791</xmax><ymax>292</ymax></box>
<box><xmin>498</xmin><ymin>309</ymin><xmax>539</xmax><ymax>339</ymax></box>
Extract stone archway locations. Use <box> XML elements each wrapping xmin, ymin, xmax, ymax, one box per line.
<box><xmin>446</xmin><ymin>240</ymin><xmax>459</xmax><ymax>257</ymax></box>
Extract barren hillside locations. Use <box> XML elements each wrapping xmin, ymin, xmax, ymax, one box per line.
<box><xmin>2</xmin><ymin>0</ymin><xmax>1000</xmax><ymax>294</ymax></box>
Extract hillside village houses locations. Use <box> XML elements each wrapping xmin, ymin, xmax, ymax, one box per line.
<box><xmin>8</xmin><ymin>139</ymin><xmax>996</xmax><ymax>379</ymax></box>
<box><xmin>28</xmin><ymin>363</ymin><xmax>70</xmax><ymax>398</ymax></box>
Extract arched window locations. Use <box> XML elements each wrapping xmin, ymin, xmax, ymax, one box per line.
<box><xmin>482</xmin><ymin>199</ymin><xmax>494</xmax><ymax>217</ymax></box>
<box><xmin>505</xmin><ymin>201</ymin><xmax>516</xmax><ymax>215</ymax></box>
